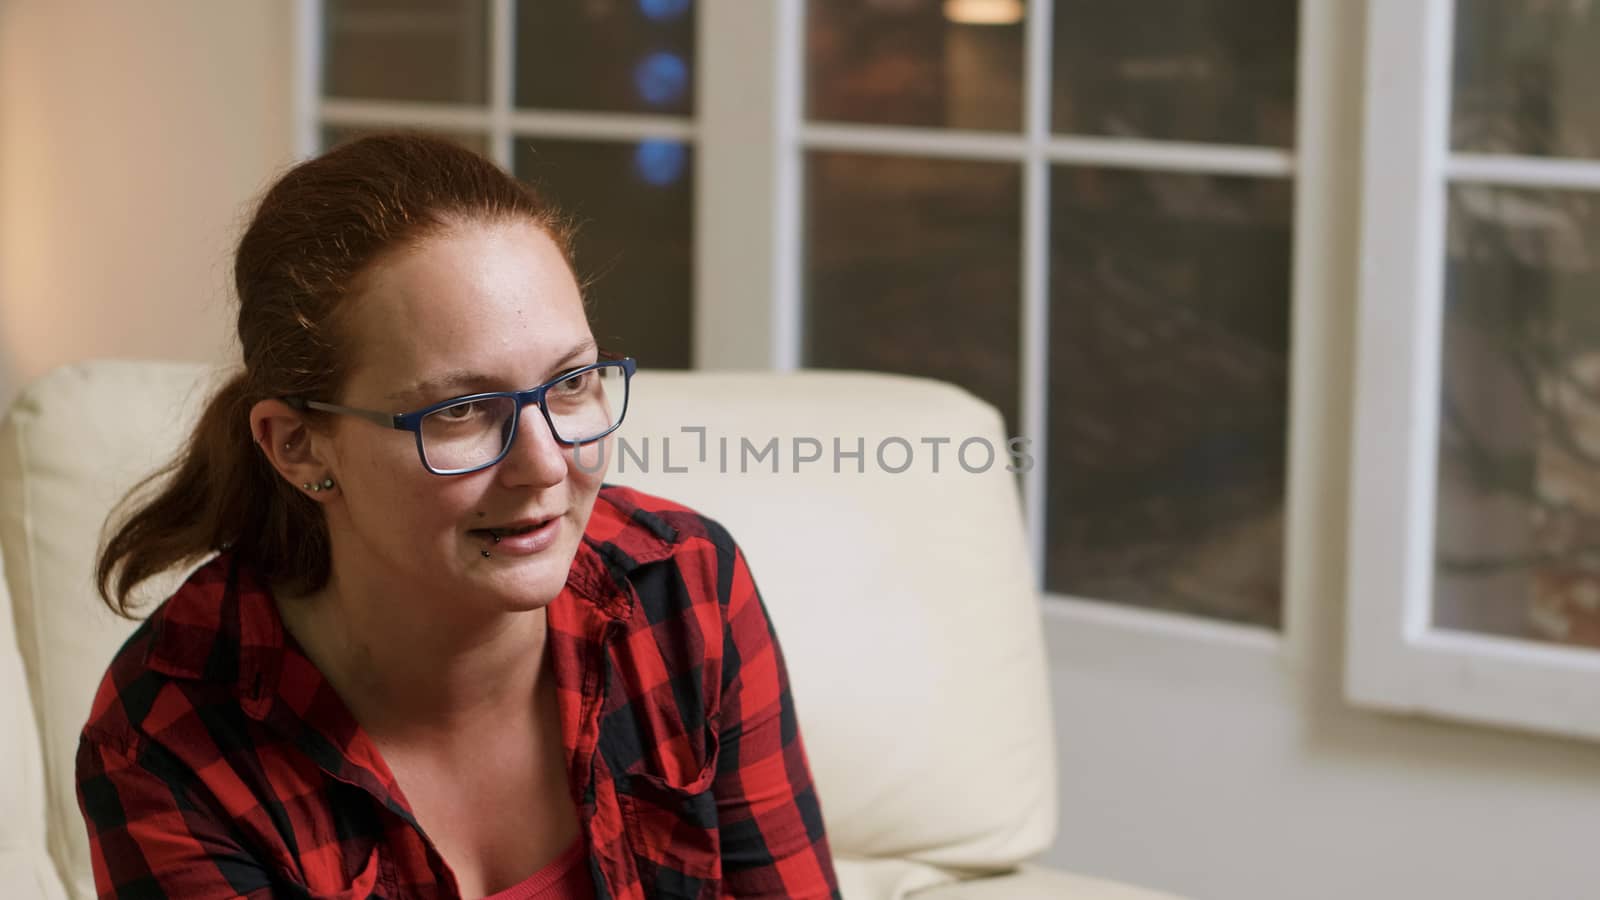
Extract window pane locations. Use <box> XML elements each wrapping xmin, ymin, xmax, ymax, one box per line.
<box><xmin>323</xmin><ymin>0</ymin><xmax>488</xmax><ymax>104</ymax></box>
<box><xmin>1051</xmin><ymin>0</ymin><xmax>1297</xmax><ymax>146</ymax></box>
<box><xmin>806</xmin><ymin>0</ymin><xmax>1025</xmax><ymax>131</ymax></box>
<box><xmin>1436</xmin><ymin>185</ymin><xmax>1600</xmax><ymax>649</ymax></box>
<box><xmin>804</xmin><ymin>152</ymin><xmax>1021</xmax><ymax>431</ymax></box>
<box><xmin>515</xmin><ymin>0</ymin><xmax>695</xmax><ymax>115</ymax></box>
<box><xmin>321</xmin><ymin>126</ymin><xmax>489</xmax><ymax>157</ymax></box>
<box><xmin>513</xmin><ymin>138</ymin><xmax>693</xmax><ymax>370</ymax></box>
<box><xmin>1046</xmin><ymin>169</ymin><xmax>1291</xmax><ymax>627</ymax></box>
<box><xmin>1452</xmin><ymin>0</ymin><xmax>1600</xmax><ymax>158</ymax></box>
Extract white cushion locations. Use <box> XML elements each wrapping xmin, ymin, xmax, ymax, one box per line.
<box><xmin>0</xmin><ymin>360</ymin><xmax>223</xmax><ymax>900</ymax></box>
<box><xmin>0</xmin><ymin>543</ymin><xmax>66</xmax><ymax>899</ymax></box>
<box><xmin>907</xmin><ymin>864</ymin><xmax>1186</xmax><ymax>900</ymax></box>
<box><xmin>0</xmin><ymin>851</ymin><xmax>69</xmax><ymax>900</ymax></box>
<box><xmin>833</xmin><ymin>856</ymin><xmax>957</xmax><ymax>899</ymax></box>
<box><xmin>608</xmin><ymin>370</ymin><xmax>1058</xmax><ymax>869</ymax></box>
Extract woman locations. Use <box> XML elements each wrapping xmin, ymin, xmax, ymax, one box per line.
<box><xmin>78</xmin><ymin>134</ymin><xmax>840</xmax><ymax>900</ymax></box>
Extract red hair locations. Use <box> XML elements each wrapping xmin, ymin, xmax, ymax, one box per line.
<box><xmin>97</xmin><ymin>133</ymin><xmax>575</xmax><ymax>614</ymax></box>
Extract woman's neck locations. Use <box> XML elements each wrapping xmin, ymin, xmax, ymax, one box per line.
<box><xmin>275</xmin><ymin>565</ymin><xmax>550</xmax><ymax>748</ymax></box>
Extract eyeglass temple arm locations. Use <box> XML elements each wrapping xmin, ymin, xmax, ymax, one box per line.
<box><xmin>285</xmin><ymin>397</ymin><xmax>401</xmax><ymax>430</ymax></box>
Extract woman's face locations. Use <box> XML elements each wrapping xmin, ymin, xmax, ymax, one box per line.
<box><xmin>318</xmin><ymin>219</ymin><xmax>608</xmax><ymax>612</ymax></box>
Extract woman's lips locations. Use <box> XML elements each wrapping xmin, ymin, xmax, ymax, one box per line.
<box><xmin>470</xmin><ymin>516</ymin><xmax>561</xmax><ymax>556</ymax></box>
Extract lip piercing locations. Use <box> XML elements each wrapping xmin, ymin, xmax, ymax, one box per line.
<box><xmin>479</xmin><ymin>532</ymin><xmax>503</xmax><ymax>559</ymax></box>
<box><xmin>284</xmin><ymin>442</ymin><xmax>293</xmax><ymax>451</ymax></box>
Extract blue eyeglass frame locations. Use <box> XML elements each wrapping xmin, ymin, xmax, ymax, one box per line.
<box><xmin>285</xmin><ymin>357</ymin><xmax>637</xmax><ymax>476</ymax></box>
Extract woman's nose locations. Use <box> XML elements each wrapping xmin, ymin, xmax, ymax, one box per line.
<box><xmin>497</xmin><ymin>402</ymin><xmax>568</xmax><ymax>487</ymax></box>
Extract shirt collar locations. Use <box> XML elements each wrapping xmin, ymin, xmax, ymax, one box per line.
<box><xmin>571</xmin><ymin>484</ymin><xmax>678</xmax><ymax>618</ymax></box>
<box><xmin>141</xmin><ymin>552</ymin><xmax>282</xmax><ymax>714</ymax></box>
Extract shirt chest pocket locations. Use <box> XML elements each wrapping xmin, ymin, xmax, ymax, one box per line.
<box><xmin>277</xmin><ymin>843</ymin><xmax>386</xmax><ymax>900</ymax></box>
<box><xmin>618</xmin><ymin>724</ymin><xmax>721</xmax><ymax>889</ymax></box>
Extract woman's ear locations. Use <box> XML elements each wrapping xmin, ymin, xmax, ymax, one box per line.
<box><xmin>249</xmin><ymin>399</ymin><xmax>337</xmax><ymax>497</ymax></box>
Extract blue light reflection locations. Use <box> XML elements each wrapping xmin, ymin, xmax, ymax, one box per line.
<box><xmin>638</xmin><ymin>0</ymin><xmax>691</xmax><ymax>21</ymax></box>
<box><xmin>634</xmin><ymin>51</ymin><xmax>688</xmax><ymax>107</ymax></box>
<box><xmin>633</xmin><ymin>140</ymin><xmax>687</xmax><ymax>186</ymax></box>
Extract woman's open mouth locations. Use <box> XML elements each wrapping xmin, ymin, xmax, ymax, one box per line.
<box><xmin>485</xmin><ymin>523</ymin><xmax>539</xmax><ymax>538</ymax></box>
<box><xmin>469</xmin><ymin>516</ymin><xmax>561</xmax><ymax>557</ymax></box>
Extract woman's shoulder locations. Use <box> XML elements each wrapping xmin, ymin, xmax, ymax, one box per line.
<box><xmin>590</xmin><ymin>483</ymin><xmax>742</xmax><ymax>560</ymax></box>
<box><xmin>587</xmin><ymin>484</ymin><xmax>748</xmax><ymax>608</ymax></box>
<box><xmin>79</xmin><ymin>555</ymin><xmax>262</xmax><ymax>752</ymax></box>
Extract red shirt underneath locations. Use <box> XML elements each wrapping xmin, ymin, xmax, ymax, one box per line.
<box><xmin>480</xmin><ymin>834</ymin><xmax>594</xmax><ymax>900</ymax></box>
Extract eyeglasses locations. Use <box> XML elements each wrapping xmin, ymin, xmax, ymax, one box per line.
<box><xmin>287</xmin><ymin>357</ymin><xmax>636</xmax><ymax>476</ymax></box>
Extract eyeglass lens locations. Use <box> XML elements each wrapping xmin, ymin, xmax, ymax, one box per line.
<box><xmin>417</xmin><ymin>365</ymin><xmax>627</xmax><ymax>471</ymax></box>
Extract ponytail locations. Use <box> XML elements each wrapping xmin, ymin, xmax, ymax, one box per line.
<box><xmin>95</xmin><ymin>371</ymin><xmax>328</xmax><ymax>615</ymax></box>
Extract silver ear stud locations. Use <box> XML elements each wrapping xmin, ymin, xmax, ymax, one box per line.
<box><xmin>304</xmin><ymin>477</ymin><xmax>336</xmax><ymax>493</ymax></box>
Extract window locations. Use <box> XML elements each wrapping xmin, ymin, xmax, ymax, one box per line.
<box><xmin>795</xmin><ymin>0</ymin><xmax>1299</xmax><ymax>627</ymax></box>
<box><xmin>1349</xmin><ymin>0</ymin><xmax>1600</xmax><ymax>740</ymax></box>
<box><xmin>312</xmin><ymin>0</ymin><xmax>696</xmax><ymax>369</ymax></box>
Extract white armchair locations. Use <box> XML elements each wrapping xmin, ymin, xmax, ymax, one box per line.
<box><xmin>0</xmin><ymin>360</ymin><xmax>1179</xmax><ymax>900</ymax></box>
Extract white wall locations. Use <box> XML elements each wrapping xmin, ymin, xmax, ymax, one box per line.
<box><xmin>0</xmin><ymin>0</ymin><xmax>296</xmax><ymax>408</ymax></box>
<box><xmin>1037</xmin><ymin>3</ymin><xmax>1600</xmax><ymax>898</ymax></box>
<box><xmin>1041</xmin><ymin>608</ymin><xmax>1600</xmax><ymax>899</ymax></box>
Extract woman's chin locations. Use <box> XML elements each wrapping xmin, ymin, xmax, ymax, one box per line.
<box><xmin>476</xmin><ymin>552</ymin><xmax>576</xmax><ymax>608</ymax></box>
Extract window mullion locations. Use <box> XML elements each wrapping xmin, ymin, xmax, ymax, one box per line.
<box><xmin>1347</xmin><ymin>0</ymin><xmax>1460</xmax><ymax>709</ymax></box>
<box><xmin>293</xmin><ymin>0</ymin><xmax>323</xmax><ymax>160</ymax></box>
<box><xmin>488</xmin><ymin>0</ymin><xmax>513</xmax><ymax>169</ymax></box>
<box><xmin>1021</xmin><ymin>0</ymin><xmax>1053</xmax><ymax>587</ymax></box>
<box><xmin>694</xmin><ymin>0</ymin><xmax>788</xmax><ymax>370</ymax></box>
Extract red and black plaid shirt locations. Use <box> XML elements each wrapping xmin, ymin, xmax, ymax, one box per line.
<box><xmin>76</xmin><ymin>485</ymin><xmax>840</xmax><ymax>899</ymax></box>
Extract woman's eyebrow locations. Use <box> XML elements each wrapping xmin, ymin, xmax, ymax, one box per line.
<box><xmin>545</xmin><ymin>339</ymin><xmax>599</xmax><ymax>376</ymax></box>
<box><xmin>385</xmin><ymin>370</ymin><xmax>498</xmax><ymax>402</ymax></box>
<box><xmin>385</xmin><ymin>340</ymin><xmax>600</xmax><ymax>402</ymax></box>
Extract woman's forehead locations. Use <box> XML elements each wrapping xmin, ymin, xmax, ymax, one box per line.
<box><xmin>340</xmin><ymin>221</ymin><xmax>590</xmax><ymax>392</ymax></box>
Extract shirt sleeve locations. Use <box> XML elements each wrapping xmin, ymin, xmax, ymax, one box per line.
<box><xmin>77</xmin><ymin>733</ymin><xmax>275</xmax><ymax>900</ymax></box>
<box><xmin>711</xmin><ymin>539</ymin><xmax>842</xmax><ymax>900</ymax></box>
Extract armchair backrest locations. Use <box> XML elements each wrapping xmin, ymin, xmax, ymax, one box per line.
<box><xmin>606</xmin><ymin>369</ymin><xmax>1058</xmax><ymax>869</ymax></box>
<box><xmin>0</xmin><ymin>361</ymin><xmax>224</xmax><ymax>899</ymax></box>
<box><xmin>0</xmin><ymin>526</ymin><xmax>63</xmax><ymax>898</ymax></box>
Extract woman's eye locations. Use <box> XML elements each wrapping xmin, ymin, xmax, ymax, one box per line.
<box><xmin>556</xmin><ymin>371</ymin><xmax>590</xmax><ymax>394</ymax></box>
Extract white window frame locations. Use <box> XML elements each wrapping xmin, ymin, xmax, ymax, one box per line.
<box><xmin>1347</xmin><ymin>0</ymin><xmax>1600</xmax><ymax>741</ymax></box>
